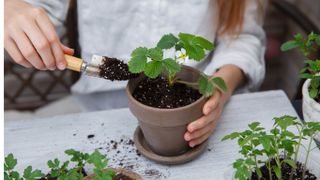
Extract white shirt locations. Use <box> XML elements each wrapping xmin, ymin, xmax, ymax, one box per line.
<box><xmin>26</xmin><ymin>0</ymin><xmax>266</xmax><ymax>94</ymax></box>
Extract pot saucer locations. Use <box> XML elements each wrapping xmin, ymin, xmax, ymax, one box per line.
<box><xmin>133</xmin><ymin>126</ymin><xmax>208</xmax><ymax>165</ymax></box>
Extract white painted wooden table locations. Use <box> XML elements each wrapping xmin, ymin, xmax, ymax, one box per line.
<box><xmin>5</xmin><ymin>90</ymin><xmax>320</xmax><ymax>180</ymax></box>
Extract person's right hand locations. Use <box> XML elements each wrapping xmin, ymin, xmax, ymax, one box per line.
<box><xmin>4</xmin><ymin>0</ymin><xmax>74</xmax><ymax>70</ymax></box>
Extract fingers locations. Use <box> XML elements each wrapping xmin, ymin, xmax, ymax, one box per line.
<box><xmin>187</xmin><ymin>115</ymin><xmax>211</xmax><ymax>133</ymax></box>
<box><xmin>188</xmin><ymin>130</ymin><xmax>212</xmax><ymax>147</ymax></box>
<box><xmin>10</xmin><ymin>27</ymin><xmax>46</xmax><ymax>70</ymax></box>
<box><xmin>61</xmin><ymin>43</ymin><xmax>75</xmax><ymax>55</ymax></box>
<box><xmin>22</xmin><ymin>18</ymin><xmax>56</xmax><ymax>70</ymax></box>
<box><xmin>5</xmin><ymin>37</ymin><xmax>32</xmax><ymax>68</ymax></box>
<box><xmin>185</xmin><ymin>119</ymin><xmax>218</xmax><ymax>142</ymax></box>
<box><xmin>203</xmin><ymin>91</ymin><xmax>221</xmax><ymax>115</ymax></box>
<box><xmin>34</xmin><ymin>10</ymin><xmax>66</xmax><ymax>70</ymax></box>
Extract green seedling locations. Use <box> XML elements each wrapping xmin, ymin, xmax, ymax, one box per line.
<box><xmin>4</xmin><ymin>153</ymin><xmax>45</xmax><ymax>180</ymax></box>
<box><xmin>222</xmin><ymin>115</ymin><xmax>320</xmax><ymax>180</ymax></box>
<box><xmin>87</xmin><ymin>150</ymin><xmax>116</xmax><ymax>180</ymax></box>
<box><xmin>4</xmin><ymin>149</ymin><xmax>116</xmax><ymax>180</ymax></box>
<box><xmin>128</xmin><ymin>33</ymin><xmax>227</xmax><ymax>97</ymax></box>
<box><xmin>281</xmin><ymin>32</ymin><xmax>320</xmax><ymax>99</ymax></box>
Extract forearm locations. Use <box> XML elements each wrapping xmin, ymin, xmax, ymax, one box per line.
<box><xmin>213</xmin><ymin>64</ymin><xmax>246</xmax><ymax>103</ymax></box>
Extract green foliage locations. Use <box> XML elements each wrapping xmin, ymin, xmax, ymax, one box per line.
<box><xmin>222</xmin><ymin>115</ymin><xmax>320</xmax><ymax>180</ymax></box>
<box><xmin>23</xmin><ymin>166</ymin><xmax>44</xmax><ymax>180</ymax></box>
<box><xmin>128</xmin><ymin>32</ymin><xmax>226</xmax><ymax>97</ymax></box>
<box><xmin>198</xmin><ymin>75</ymin><xmax>227</xmax><ymax>97</ymax></box>
<box><xmin>157</xmin><ymin>33</ymin><xmax>179</xmax><ymax>49</ymax></box>
<box><xmin>87</xmin><ymin>151</ymin><xmax>116</xmax><ymax>180</ymax></box>
<box><xmin>4</xmin><ymin>149</ymin><xmax>115</xmax><ymax>180</ymax></box>
<box><xmin>281</xmin><ymin>32</ymin><xmax>320</xmax><ymax>99</ymax></box>
<box><xmin>4</xmin><ymin>154</ymin><xmax>44</xmax><ymax>180</ymax></box>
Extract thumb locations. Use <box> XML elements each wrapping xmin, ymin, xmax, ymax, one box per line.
<box><xmin>203</xmin><ymin>91</ymin><xmax>220</xmax><ymax>115</ymax></box>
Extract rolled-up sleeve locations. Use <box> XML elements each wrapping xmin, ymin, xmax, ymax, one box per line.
<box><xmin>204</xmin><ymin>0</ymin><xmax>267</xmax><ymax>91</ymax></box>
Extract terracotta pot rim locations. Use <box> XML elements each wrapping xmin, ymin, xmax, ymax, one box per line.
<box><xmin>126</xmin><ymin>65</ymin><xmax>205</xmax><ymax>112</ymax></box>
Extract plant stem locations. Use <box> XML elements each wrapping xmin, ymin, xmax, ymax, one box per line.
<box><xmin>290</xmin><ymin>126</ymin><xmax>303</xmax><ymax>180</ymax></box>
<box><xmin>267</xmin><ymin>159</ymin><xmax>273</xmax><ymax>180</ymax></box>
<box><xmin>176</xmin><ymin>80</ymin><xmax>198</xmax><ymax>87</ymax></box>
<box><xmin>302</xmin><ymin>136</ymin><xmax>314</xmax><ymax>180</ymax></box>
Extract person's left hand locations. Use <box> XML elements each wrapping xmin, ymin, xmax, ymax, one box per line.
<box><xmin>184</xmin><ymin>90</ymin><xmax>229</xmax><ymax>147</ymax></box>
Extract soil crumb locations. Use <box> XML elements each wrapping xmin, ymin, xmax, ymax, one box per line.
<box><xmin>133</xmin><ymin>76</ymin><xmax>201</xmax><ymax>108</ymax></box>
<box><xmin>87</xmin><ymin>134</ymin><xmax>95</xmax><ymax>139</ymax></box>
<box><xmin>99</xmin><ymin>57</ymin><xmax>138</xmax><ymax>81</ymax></box>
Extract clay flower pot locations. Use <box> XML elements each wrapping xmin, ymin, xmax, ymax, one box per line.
<box><xmin>126</xmin><ymin>66</ymin><xmax>207</xmax><ymax>156</ymax></box>
<box><xmin>84</xmin><ymin>168</ymin><xmax>142</xmax><ymax>180</ymax></box>
<box><xmin>302</xmin><ymin>79</ymin><xmax>320</xmax><ymax>142</ymax></box>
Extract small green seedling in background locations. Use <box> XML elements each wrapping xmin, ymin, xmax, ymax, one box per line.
<box><xmin>4</xmin><ymin>149</ymin><xmax>116</xmax><ymax>180</ymax></box>
<box><xmin>4</xmin><ymin>153</ymin><xmax>45</xmax><ymax>180</ymax></box>
<box><xmin>281</xmin><ymin>32</ymin><xmax>320</xmax><ymax>99</ymax></box>
<box><xmin>87</xmin><ymin>150</ymin><xmax>116</xmax><ymax>180</ymax></box>
<box><xmin>222</xmin><ymin>115</ymin><xmax>320</xmax><ymax>180</ymax></box>
<box><xmin>128</xmin><ymin>33</ymin><xmax>227</xmax><ymax>97</ymax></box>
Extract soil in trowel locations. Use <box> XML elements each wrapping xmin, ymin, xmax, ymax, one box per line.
<box><xmin>99</xmin><ymin>57</ymin><xmax>138</xmax><ymax>81</ymax></box>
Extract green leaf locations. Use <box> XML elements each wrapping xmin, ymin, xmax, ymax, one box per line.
<box><xmin>281</xmin><ymin>40</ymin><xmax>300</xmax><ymax>51</ymax></box>
<box><xmin>211</xmin><ymin>77</ymin><xmax>227</xmax><ymax>92</ymax></box>
<box><xmin>162</xmin><ymin>58</ymin><xmax>181</xmax><ymax>74</ymax></box>
<box><xmin>5</xmin><ymin>154</ymin><xmax>17</xmax><ymax>171</ymax></box>
<box><xmin>178</xmin><ymin>33</ymin><xmax>195</xmax><ymax>43</ymax></box>
<box><xmin>144</xmin><ymin>61</ymin><xmax>162</xmax><ymax>78</ymax></box>
<box><xmin>9</xmin><ymin>171</ymin><xmax>20</xmax><ymax>179</ymax></box>
<box><xmin>198</xmin><ymin>76</ymin><xmax>214</xmax><ymax>97</ymax></box>
<box><xmin>316</xmin><ymin>35</ymin><xmax>320</xmax><ymax>46</ymax></box>
<box><xmin>222</xmin><ymin>132</ymin><xmax>240</xmax><ymax>141</ymax></box>
<box><xmin>147</xmin><ymin>47</ymin><xmax>163</xmax><ymax>61</ymax></box>
<box><xmin>88</xmin><ymin>151</ymin><xmax>108</xmax><ymax>170</ymax></box>
<box><xmin>272</xmin><ymin>165</ymin><xmax>281</xmax><ymax>179</ymax></box>
<box><xmin>259</xmin><ymin>136</ymin><xmax>271</xmax><ymax>152</ymax></box>
<box><xmin>299</xmin><ymin>73</ymin><xmax>313</xmax><ymax>79</ymax></box>
<box><xmin>131</xmin><ymin>47</ymin><xmax>148</xmax><ymax>57</ymax></box>
<box><xmin>157</xmin><ymin>34</ymin><xmax>179</xmax><ymax>49</ymax></box>
<box><xmin>248</xmin><ymin>122</ymin><xmax>260</xmax><ymax>131</ymax></box>
<box><xmin>128</xmin><ymin>56</ymin><xmax>147</xmax><ymax>73</ymax></box>
<box><xmin>192</xmin><ymin>36</ymin><xmax>214</xmax><ymax>51</ymax></box>
<box><xmin>309</xmin><ymin>88</ymin><xmax>318</xmax><ymax>98</ymax></box>
<box><xmin>23</xmin><ymin>166</ymin><xmax>44</xmax><ymax>180</ymax></box>
<box><xmin>128</xmin><ymin>47</ymin><xmax>148</xmax><ymax>73</ymax></box>
<box><xmin>184</xmin><ymin>43</ymin><xmax>205</xmax><ymax>61</ymax></box>
<box><xmin>283</xmin><ymin>159</ymin><xmax>297</xmax><ymax>168</ymax></box>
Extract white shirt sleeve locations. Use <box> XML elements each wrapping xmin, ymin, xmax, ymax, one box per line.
<box><xmin>203</xmin><ymin>0</ymin><xmax>267</xmax><ymax>92</ymax></box>
<box><xmin>24</xmin><ymin>0</ymin><xmax>71</xmax><ymax>39</ymax></box>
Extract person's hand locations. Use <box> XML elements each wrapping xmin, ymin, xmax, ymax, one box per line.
<box><xmin>184</xmin><ymin>90</ymin><xmax>230</xmax><ymax>147</ymax></box>
<box><xmin>4</xmin><ymin>0</ymin><xmax>74</xmax><ymax>70</ymax></box>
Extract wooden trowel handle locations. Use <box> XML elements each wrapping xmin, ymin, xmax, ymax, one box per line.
<box><xmin>65</xmin><ymin>54</ymin><xmax>84</xmax><ymax>72</ymax></box>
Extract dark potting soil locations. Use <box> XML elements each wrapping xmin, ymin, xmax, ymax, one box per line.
<box><xmin>133</xmin><ymin>76</ymin><xmax>202</xmax><ymax>108</ymax></box>
<box><xmin>99</xmin><ymin>56</ymin><xmax>139</xmax><ymax>81</ymax></box>
<box><xmin>251</xmin><ymin>158</ymin><xmax>317</xmax><ymax>180</ymax></box>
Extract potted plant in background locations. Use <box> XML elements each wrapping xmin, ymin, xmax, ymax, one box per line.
<box><xmin>281</xmin><ymin>32</ymin><xmax>320</xmax><ymax>141</ymax></box>
<box><xmin>4</xmin><ymin>149</ymin><xmax>141</xmax><ymax>180</ymax></box>
<box><xmin>222</xmin><ymin>115</ymin><xmax>320</xmax><ymax>180</ymax></box>
<box><xmin>126</xmin><ymin>33</ymin><xmax>227</xmax><ymax>162</ymax></box>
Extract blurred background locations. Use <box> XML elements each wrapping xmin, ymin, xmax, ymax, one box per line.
<box><xmin>4</xmin><ymin>0</ymin><xmax>320</xmax><ymax>120</ymax></box>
